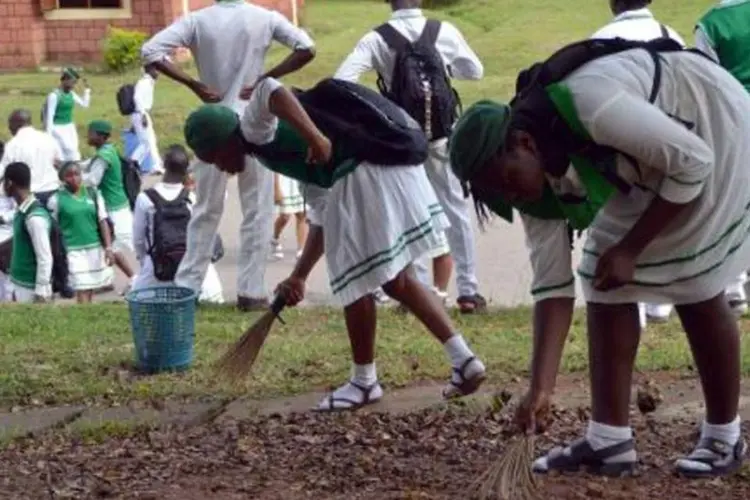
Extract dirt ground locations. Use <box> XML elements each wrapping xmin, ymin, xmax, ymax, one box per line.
<box><xmin>1</xmin><ymin>374</ymin><xmax>749</xmax><ymax>499</ymax></box>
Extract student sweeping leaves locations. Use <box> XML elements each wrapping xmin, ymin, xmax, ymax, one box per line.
<box><xmin>450</xmin><ymin>39</ymin><xmax>749</xmax><ymax>477</ymax></box>
<box><xmin>47</xmin><ymin>162</ymin><xmax>114</xmax><ymax>303</ymax></box>
<box><xmin>183</xmin><ymin>77</ymin><xmax>486</xmax><ymax>411</ymax></box>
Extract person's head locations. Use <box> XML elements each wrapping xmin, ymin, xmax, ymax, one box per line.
<box><xmin>87</xmin><ymin>120</ymin><xmax>112</xmax><ymax>148</ymax></box>
<box><xmin>8</xmin><ymin>109</ymin><xmax>31</xmax><ymax>136</ymax></box>
<box><xmin>163</xmin><ymin>144</ymin><xmax>191</xmax><ymax>181</ymax></box>
<box><xmin>609</xmin><ymin>0</ymin><xmax>651</xmax><ymax>15</ymax></box>
<box><xmin>184</xmin><ymin>105</ymin><xmax>245</xmax><ymax>175</ymax></box>
<box><xmin>3</xmin><ymin>162</ymin><xmax>31</xmax><ymax>201</ymax></box>
<box><xmin>449</xmin><ymin>100</ymin><xmax>546</xmax><ymax>216</ymax></box>
<box><xmin>60</xmin><ymin>67</ymin><xmax>80</xmax><ymax>92</ymax></box>
<box><xmin>58</xmin><ymin>161</ymin><xmax>83</xmax><ymax>193</ymax></box>
<box><xmin>388</xmin><ymin>0</ymin><xmax>421</xmax><ymax>11</ymax></box>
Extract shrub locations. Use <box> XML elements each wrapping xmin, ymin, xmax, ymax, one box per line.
<box><xmin>102</xmin><ymin>26</ymin><xmax>148</xmax><ymax>73</ymax></box>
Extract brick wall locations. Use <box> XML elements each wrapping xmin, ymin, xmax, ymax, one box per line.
<box><xmin>0</xmin><ymin>0</ymin><xmax>303</xmax><ymax>70</ymax></box>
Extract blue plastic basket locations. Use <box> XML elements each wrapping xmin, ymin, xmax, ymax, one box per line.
<box><xmin>125</xmin><ymin>286</ymin><xmax>198</xmax><ymax>374</ymax></box>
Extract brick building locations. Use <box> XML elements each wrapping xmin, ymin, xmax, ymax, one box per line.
<box><xmin>0</xmin><ymin>0</ymin><xmax>302</xmax><ymax>70</ymax></box>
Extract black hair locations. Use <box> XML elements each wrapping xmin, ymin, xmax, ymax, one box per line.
<box><xmin>4</xmin><ymin>162</ymin><xmax>31</xmax><ymax>189</ymax></box>
<box><xmin>614</xmin><ymin>0</ymin><xmax>652</xmax><ymax>10</ymax></box>
<box><xmin>163</xmin><ymin>144</ymin><xmax>190</xmax><ymax>175</ymax></box>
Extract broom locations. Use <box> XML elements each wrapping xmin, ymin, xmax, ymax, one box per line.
<box><xmin>216</xmin><ymin>295</ymin><xmax>287</xmax><ymax>382</ymax></box>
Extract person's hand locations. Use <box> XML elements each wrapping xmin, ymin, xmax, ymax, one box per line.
<box><xmin>514</xmin><ymin>388</ymin><xmax>552</xmax><ymax>434</ymax></box>
<box><xmin>593</xmin><ymin>243</ymin><xmax>637</xmax><ymax>291</ymax></box>
<box><xmin>141</xmin><ymin>114</ymin><xmax>149</xmax><ymax>128</ymax></box>
<box><xmin>190</xmin><ymin>81</ymin><xmax>221</xmax><ymax>103</ymax></box>
<box><xmin>306</xmin><ymin>133</ymin><xmax>332</xmax><ymax>165</ymax></box>
<box><xmin>104</xmin><ymin>248</ymin><xmax>114</xmax><ymax>266</ymax></box>
<box><xmin>275</xmin><ymin>275</ymin><xmax>306</xmax><ymax>307</ymax></box>
<box><xmin>239</xmin><ymin>84</ymin><xmax>256</xmax><ymax>100</ymax></box>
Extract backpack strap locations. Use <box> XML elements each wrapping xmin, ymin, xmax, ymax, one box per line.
<box><xmin>419</xmin><ymin>19</ymin><xmax>441</xmax><ymax>46</ymax></box>
<box><xmin>144</xmin><ymin>188</ymin><xmax>165</xmax><ymax>254</ymax></box>
<box><xmin>374</xmin><ymin>23</ymin><xmax>410</xmax><ymax>52</ymax></box>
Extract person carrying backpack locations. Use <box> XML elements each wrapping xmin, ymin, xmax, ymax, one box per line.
<box><xmin>450</xmin><ymin>38</ymin><xmax>750</xmax><ymax>478</ymax></box>
<box><xmin>83</xmin><ymin>120</ymin><xmax>136</xmax><ymax>294</ymax></box>
<box><xmin>47</xmin><ymin>162</ymin><xmax>114</xmax><ymax>303</ymax></box>
<box><xmin>2</xmin><ymin>162</ymin><xmax>53</xmax><ymax>303</ymax></box>
<box><xmin>335</xmin><ymin>0</ymin><xmax>486</xmax><ymax>314</ymax></box>
<box><xmin>183</xmin><ymin>77</ymin><xmax>486</xmax><ymax>412</ymax></box>
<box><xmin>120</xmin><ymin>66</ymin><xmax>164</xmax><ymax>175</ymax></box>
<box><xmin>131</xmin><ymin>145</ymin><xmax>223</xmax><ymax>303</ymax></box>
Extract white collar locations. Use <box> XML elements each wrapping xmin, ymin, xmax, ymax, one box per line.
<box><xmin>612</xmin><ymin>7</ymin><xmax>654</xmax><ymax>22</ymax></box>
<box><xmin>391</xmin><ymin>8</ymin><xmax>423</xmax><ymax>20</ymax></box>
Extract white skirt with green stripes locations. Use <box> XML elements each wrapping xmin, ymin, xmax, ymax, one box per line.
<box><xmin>304</xmin><ymin>162</ymin><xmax>450</xmax><ymax>307</ymax></box>
<box><xmin>276</xmin><ymin>174</ymin><xmax>306</xmax><ymax>215</ymax></box>
<box><xmin>67</xmin><ymin>246</ymin><xmax>114</xmax><ymax>291</ymax></box>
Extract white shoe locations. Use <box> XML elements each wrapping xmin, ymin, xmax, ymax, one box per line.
<box><xmin>270</xmin><ymin>240</ymin><xmax>283</xmax><ymax>260</ymax></box>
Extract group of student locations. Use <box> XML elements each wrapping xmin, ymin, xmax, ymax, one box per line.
<box><xmin>139</xmin><ymin>0</ymin><xmax>750</xmax><ymax>481</ymax></box>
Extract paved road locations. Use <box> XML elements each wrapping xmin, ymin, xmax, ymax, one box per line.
<box><xmin>109</xmin><ymin>176</ymin><xmax>586</xmax><ymax>306</ymax></box>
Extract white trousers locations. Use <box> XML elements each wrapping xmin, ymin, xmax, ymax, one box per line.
<box><xmin>412</xmin><ymin>141</ymin><xmax>479</xmax><ymax>297</ymax></box>
<box><xmin>129</xmin><ymin>112</ymin><xmax>162</xmax><ymax>170</ymax></box>
<box><xmin>51</xmin><ymin>123</ymin><xmax>80</xmax><ymax>162</ymax></box>
<box><xmin>174</xmin><ymin>156</ymin><xmax>273</xmax><ymax>299</ymax></box>
<box><xmin>0</xmin><ymin>271</ymin><xmax>12</xmax><ymax>302</ymax></box>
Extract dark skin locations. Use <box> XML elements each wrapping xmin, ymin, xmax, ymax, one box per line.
<box><xmin>8</xmin><ymin>109</ymin><xmax>31</xmax><ymax>137</ymax></box>
<box><xmin>609</xmin><ymin>0</ymin><xmax>651</xmax><ymax>15</ymax></box>
<box><xmin>474</xmin><ymin>129</ymin><xmax>739</xmax><ymax>431</ymax></box>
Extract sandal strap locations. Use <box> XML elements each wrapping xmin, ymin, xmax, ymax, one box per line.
<box><xmin>689</xmin><ymin>438</ymin><xmax>741</xmax><ymax>463</ymax></box>
<box><xmin>322</xmin><ymin>382</ymin><xmax>380</xmax><ymax>410</ymax></box>
<box><xmin>348</xmin><ymin>381</ymin><xmax>378</xmax><ymax>405</ymax></box>
<box><xmin>547</xmin><ymin>438</ymin><xmax>635</xmax><ymax>469</ymax></box>
<box><xmin>451</xmin><ymin>356</ymin><xmax>477</xmax><ymax>384</ymax></box>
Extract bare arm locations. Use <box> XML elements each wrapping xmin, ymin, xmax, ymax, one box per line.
<box><xmin>291</xmin><ymin>224</ymin><xmax>324</xmax><ymax>281</ymax></box>
<box><xmin>267</xmin><ymin>85</ymin><xmax>326</xmax><ymax>147</ymax></box>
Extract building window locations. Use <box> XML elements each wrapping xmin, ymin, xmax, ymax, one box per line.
<box><xmin>57</xmin><ymin>0</ymin><xmax>123</xmax><ymax>7</ymax></box>
<box><xmin>41</xmin><ymin>0</ymin><xmax>132</xmax><ymax>20</ymax></box>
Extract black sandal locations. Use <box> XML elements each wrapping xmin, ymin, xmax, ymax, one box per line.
<box><xmin>675</xmin><ymin>437</ymin><xmax>747</xmax><ymax>478</ymax></box>
<box><xmin>534</xmin><ymin>438</ymin><xmax>637</xmax><ymax>477</ymax></box>
<box><xmin>457</xmin><ymin>294</ymin><xmax>487</xmax><ymax>314</ymax></box>
<box><xmin>312</xmin><ymin>381</ymin><xmax>383</xmax><ymax>412</ymax></box>
<box><xmin>442</xmin><ymin>357</ymin><xmax>486</xmax><ymax>399</ymax></box>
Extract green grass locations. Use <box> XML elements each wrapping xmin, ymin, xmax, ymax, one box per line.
<box><xmin>0</xmin><ymin>0</ymin><xmax>722</xmax><ymax>408</ymax></box>
<box><xmin>0</xmin><ymin>303</ymin><xmax>749</xmax><ymax>409</ymax></box>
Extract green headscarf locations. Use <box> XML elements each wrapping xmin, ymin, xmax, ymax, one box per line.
<box><xmin>184</xmin><ymin>105</ymin><xmax>239</xmax><ymax>158</ymax></box>
<box><xmin>449</xmin><ymin>100</ymin><xmax>512</xmax><ymax>184</ymax></box>
<box><xmin>88</xmin><ymin>120</ymin><xmax>112</xmax><ymax>136</ymax></box>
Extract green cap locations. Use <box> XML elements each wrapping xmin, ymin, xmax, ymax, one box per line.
<box><xmin>63</xmin><ymin>67</ymin><xmax>80</xmax><ymax>79</ymax></box>
<box><xmin>184</xmin><ymin>104</ymin><xmax>239</xmax><ymax>158</ymax></box>
<box><xmin>88</xmin><ymin>119</ymin><xmax>112</xmax><ymax>135</ymax></box>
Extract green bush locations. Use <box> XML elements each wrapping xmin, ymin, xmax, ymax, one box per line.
<box><xmin>101</xmin><ymin>26</ymin><xmax>148</xmax><ymax>73</ymax></box>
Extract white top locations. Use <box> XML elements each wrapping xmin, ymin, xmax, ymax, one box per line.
<box><xmin>44</xmin><ymin>89</ymin><xmax>91</xmax><ymax>132</ymax></box>
<box><xmin>141</xmin><ymin>1</ymin><xmax>314</xmax><ymax>113</ymax></box>
<box><xmin>17</xmin><ymin>196</ymin><xmax>53</xmax><ymax>298</ymax></box>
<box><xmin>334</xmin><ymin>8</ymin><xmax>483</xmax><ymax>88</ymax></box>
<box><xmin>0</xmin><ymin>195</ymin><xmax>16</xmax><ymax>244</ymax></box>
<box><xmin>591</xmin><ymin>7</ymin><xmax>685</xmax><ymax>45</ymax></box>
<box><xmin>133</xmin><ymin>73</ymin><xmax>156</xmax><ymax>114</ymax></box>
<box><xmin>133</xmin><ymin>182</ymin><xmax>196</xmax><ymax>263</ymax></box>
<box><xmin>0</xmin><ymin>126</ymin><xmax>62</xmax><ymax>193</ymax></box>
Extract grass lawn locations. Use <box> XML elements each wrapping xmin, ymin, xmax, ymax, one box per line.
<box><xmin>0</xmin><ymin>0</ymin><xmax>726</xmax><ymax>410</ymax></box>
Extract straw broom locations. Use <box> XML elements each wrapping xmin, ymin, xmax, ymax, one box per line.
<box><xmin>216</xmin><ymin>295</ymin><xmax>287</xmax><ymax>382</ymax></box>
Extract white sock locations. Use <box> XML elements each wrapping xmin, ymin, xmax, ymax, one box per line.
<box><xmin>702</xmin><ymin>415</ymin><xmax>741</xmax><ymax>445</ymax></box>
<box><xmin>351</xmin><ymin>362</ymin><xmax>377</xmax><ymax>387</ymax></box>
<box><xmin>585</xmin><ymin>421</ymin><xmax>636</xmax><ymax>463</ymax></box>
<box><xmin>443</xmin><ymin>334</ymin><xmax>474</xmax><ymax>367</ymax></box>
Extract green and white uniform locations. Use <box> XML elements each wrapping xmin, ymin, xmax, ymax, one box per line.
<box><xmin>84</xmin><ymin>143</ymin><xmax>134</xmax><ymax>253</ymax></box>
<box><xmin>696</xmin><ymin>0</ymin><xmax>750</xmax><ymax>92</ymax></box>
<box><xmin>243</xmin><ymin>77</ymin><xmax>449</xmax><ymax>306</ymax></box>
<box><xmin>44</xmin><ymin>88</ymin><xmax>91</xmax><ymax>162</ymax></box>
<box><xmin>9</xmin><ymin>197</ymin><xmax>53</xmax><ymax>303</ymax></box>
<box><xmin>515</xmin><ymin>49</ymin><xmax>750</xmax><ymax>306</ymax></box>
<box><xmin>47</xmin><ymin>187</ymin><xmax>113</xmax><ymax>291</ymax></box>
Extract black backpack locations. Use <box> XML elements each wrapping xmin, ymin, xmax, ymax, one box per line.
<box><xmin>119</xmin><ymin>156</ymin><xmax>142</xmax><ymax>210</ymax></box>
<box><xmin>116</xmin><ymin>84</ymin><xmax>136</xmax><ymax>116</ymax></box>
<box><xmin>145</xmin><ymin>188</ymin><xmax>191</xmax><ymax>282</ymax></box>
<box><xmin>26</xmin><ymin>201</ymin><xmax>70</xmax><ymax>297</ymax></box>
<box><xmin>245</xmin><ymin>78</ymin><xmax>429</xmax><ymax>185</ymax></box>
<box><xmin>375</xmin><ymin>20</ymin><xmax>460</xmax><ymax>141</ymax></box>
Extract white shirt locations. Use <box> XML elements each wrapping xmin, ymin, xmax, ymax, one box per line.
<box><xmin>0</xmin><ymin>126</ymin><xmax>62</xmax><ymax>193</ymax></box>
<box><xmin>0</xmin><ymin>195</ymin><xmax>16</xmax><ymax>244</ymax></box>
<box><xmin>134</xmin><ymin>74</ymin><xmax>156</xmax><ymax>114</ymax></box>
<box><xmin>16</xmin><ymin>196</ymin><xmax>53</xmax><ymax>298</ymax></box>
<box><xmin>141</xmin><ymin>1</ymin><xmax>314</xmax><ymax>113</ymax></box>
<box><xmin>133</xmin><ymin>182</ymin><xmax>196</xmax><ymax>263</ymax></box>
<box><xmin>334</xmin><ymin>8</ymin><xmax>483</xmax><ymax>88</ymax></box>
<box><xmin>591</xmin><ymin>7</ymin><xmax>685</xmax><ymax>45</ymax></box>
<box><xmin>44</xmin><ymin>89</ymin><xmax>91</xmax><ymax>133</ymax></box>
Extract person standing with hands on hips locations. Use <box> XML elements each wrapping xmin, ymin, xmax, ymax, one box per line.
<box><xmin>141</xmin><ymin>0</ymin><xmax>316</xmax><ymax>312</ymax></box>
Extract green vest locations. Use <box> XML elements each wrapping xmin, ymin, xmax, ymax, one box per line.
<box><xmin>57</xmin><ymin>187</ymin><xmax>101</xmax><ymax>251</ymax></box>
<box><xmin>53</xmin><ymin>90</ymin><xmax>75</xmax><ymax>125</ymax></box>
<box><xmin>697</xmin><ymin>0</ymin><xmax>750</xmax><ymax>92</ymax></box>
<box><xmin>10</xmin><ymin>201</ymin><xmax>50</xmax><ymax>289</ymax></box>
<box><xmin>487</xmin><ymin>83</ymin><xmax>616</xmax><ymax>230</ymax></box>
<box><xmin>243</xmin><ymin>120</ymin><xmax>359</xmax><ymax>188</ymax></box>
<box><xmin>95</xmin><ymin>143</ymin><xmax>129</xmax><ymax>211</ymax></box>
